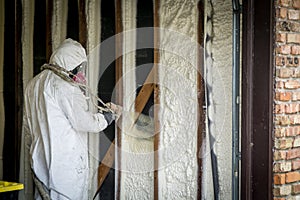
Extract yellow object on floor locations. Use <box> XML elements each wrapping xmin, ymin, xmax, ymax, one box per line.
<box><xmin>0</xmin><ymin>181</ymin><xmax>24</xmax><ymax>192</ymax></box>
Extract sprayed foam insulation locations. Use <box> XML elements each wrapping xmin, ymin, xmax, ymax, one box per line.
<box><xmin>119</xmin><ymin>0</ymin><xmax>155</xmax><ymax>199</ymax></box>
<box><xmin>158</xmin><ymin>0</ymin><xmax>199</xmax><ymax>199</ymax></box>
<box><xmin>203</xmin><ymin>0</ymin><xmax>233</xmax><ymax>199</ymax></box>
<box><xmin>51</xmin><ymin>0</ymin><xmax>68</xmax><ymax>51</ymax></box>
<box><xmin>0</xmin><ymin>0</ymin><xmax>4</xmax><ymax>180</ymax></box>
<box><xmin>0</xmin><ymin>0</ymin><xmax>235</xmax><ymax>198</ymax></box>
<box><xmin>85</xmin><ymin>0</ymin><xmax>102</xmax><ymax>196</ymax></box>
<box><xmin>21</xmin><ymin>0</ymin><xmax>34</xmax><ymax>88</ymax></box>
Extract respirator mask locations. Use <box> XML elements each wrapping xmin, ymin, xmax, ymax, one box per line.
<box><xmin>69</xmin><ymin>62</ymin><xmax>87</xmax><ymax>85</ymax></box>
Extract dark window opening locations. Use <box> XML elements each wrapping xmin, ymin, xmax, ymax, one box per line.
<box><xmin>33</xmin><ymin>0</ymin><xmax>46</xmax><ymax>75</ymax></box>
<box><xmin>136</xmin><ymin>0</ymin><xmax>154</xmax><ymax>115</ymax></box>
<box><xmin>67</xmin><ymin>0</ymin><xmax>79</xmax><ymax>41</ymax></box>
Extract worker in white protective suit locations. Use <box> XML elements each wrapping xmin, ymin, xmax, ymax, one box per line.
<box><xmin>19</xmin><ymin>38</ymin><xmax>119</xmax><ymax>200</ymax></box>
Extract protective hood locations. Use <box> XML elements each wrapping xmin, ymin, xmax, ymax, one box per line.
<box><xmin>49</xmin><ymin>38</ymin><xmax>87</xmax><ymax>71</ymax></box>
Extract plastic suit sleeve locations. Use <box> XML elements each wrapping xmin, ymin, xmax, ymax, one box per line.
<box><xmin>57</xmin><ymin>84</ymin><xmax>108</xmax><ymax>133</ymax></box>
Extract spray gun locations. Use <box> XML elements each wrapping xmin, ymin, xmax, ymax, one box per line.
<box><xmin>41</xmin><ymin>63</ymin><xmax>120</xmax><ymax>115</ymax></box>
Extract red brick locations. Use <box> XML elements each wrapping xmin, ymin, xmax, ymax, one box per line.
<box><xmin>276</xmin><ymin>56</ymin><xmax>287</xmax><ymax>66</ymax></box>
<box><xmin>276</xmin><ymin>127</ymin><xmax>287</xmax><ymax>137</ymax></box>
<box><xmin>286</xmin><ymin>56</ymin><xmax>294</xmax><ymax>66</ymax></box>
<box><xmin>277</xmin><ymin>81</ymin><xmax>285</xmax><ymax>89</ymax></box>
<box><xmin>285</xmin><ymin>80</ymin><xmax>300</xmax><ymax>89</ymax></box>
<box><xmin>287</xmin><ymin>34</ymin><xmax>300</xmax><ymax>44</ymax></box>
<box><xmin>285</xmin><ymin>103</ymin><xmax>300</xmax><ymax>113</ymax></box>
<box><xmin>276</xmin><ymin>92</ymin><xmax>292</xmax><ymax>101</ymax></box>
<box><xmin>292</xmin><ymin>46</ymin><xmax>300</xmax><ymax>55</ymax></box>
<box><xmin>274</xmin><ymin>185</ymin><xmax>292</xmax><ymax>196</ymax></box>
<box><xmin>288</xmin><ymin>10</ymin><xmax>300</xmax><ymax>20</ymax></box>
<box><xmin>292</xmin><ymin>160</ymin><xmax>300</xmax><ymax>170</ymax></box>
<box><xmin>276</xmin><ymin>104</ymin><xmax>286</xmax><ymax>114</ymax></box>
<box><xmin>292</xmin><ymin>183</ymin><xmax>300</xmax><ymax>194</ymax></box>
<box><xmin>279</xmin><ymin>8</ymin><xmax>288</xmax><ymax>18</ymax></box>
<box><xmin>293</xmin><ymin>0</ymin><xmax>300</xmax><ymax>9</ymax></box>
<box><xmin>277</xmin><ymin>33</ymin><xmax>287</xmax><ymax>43</ymax></box>
<box><xmin>278</xmin><ymin>45</ymin><xmax>292</xmax><ymax>54</ymax></box>
<box><xmin>275</xmin><ymin>150</ymin><xmax>287</xmax><ymax>160</ymax></box>
<box><xmin>286</xmin><ymin>126</ymin><xmax>300</xmax><ymax>136</ymax></box>
<box><xmin>287</xmin><ymin>148</ymin><xmax>300</xmax><ymax>159</ymax></box>
<box><xmin>280</xmin><ymin>0</ymin><xmax>291</xmax><ymax>7</ymax></box>
<box><xmin>277</xmin><ymin>115</ymin><xmax>290</xmax><ymax>126</ymax></box>
<box><xmin>294</xmin><ymin>137</ymin><xmax>300</xmax><ymax>147</ymax></box>
<box><xmin>276</xmin><ymin>138</ymin><xmax>294</xmax><ymax>149</ymax></box>
<box><xmin>286</xmin><ymin>171</ymin><xmax>300</xmax><ymax>183</ymax></box>
<box><xmin>277</xmin><ymin>68</ymin><xmax>293</xmax><ymax>78</ymax></box>
<box><xmin>293</xmin><ymin>68</ymin><xmax>300</xmax><ymax>77</ymax></box>
<box><xmin>290</xmin><ymin>115</ymin><xmax>300</xmax><ymax>125</ymax></box>
<box><xmin>292</xmin><ymin>92</ymin><xmax>300</xmax><ymax>100</ymax></box>
<box><xmin>274</xmin><ymin>173</ymin><xmax>286</xmax><ymax>185</ymax></box>
<box><xmin>274</xmin><ymin>198</ymin><xmax>285</xmax><ymax>200</ymax></box>
<box><xmin>290</xmin><ymin>21</ymin><xmax>300</xmax><ymax>32</ymax></box>
<box><xmin>274</xmin><ymin>162</ymin><xmax>292</xmax><ymax>172</ymax></box>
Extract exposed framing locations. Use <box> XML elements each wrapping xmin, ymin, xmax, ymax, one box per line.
<box><xmin>46</xmin><ymin>0</ymin><xmax>53</xmax><ymax>60</ymax></box>
<box><xmin>241</xmin><ymin>0</ymin><xmax>274</xmax><ymax>199</ymax></box>
<box><xmin>197</xmin><ymin>1</ymin><xmax>205</xmax><ymax>199</ymax></box>
<box><xmin>153</xmin><ymin>0</ymin><xmax>160</xmax><ymax>199</ymax></box>
<box><xmin>78</xmin><ymin>0</ymin><xmax>87</xmax><ymax>48</ymax></box>
<box><xmin>115</xmin><ymin>0</ymin><xmax>123</xmax><ymax>199</ymax></box>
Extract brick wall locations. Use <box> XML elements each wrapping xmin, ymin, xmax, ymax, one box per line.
<box><xmin>274</xmin><ymin>0</ymin><xmax>300</xmax><ymax>199</ymax></box>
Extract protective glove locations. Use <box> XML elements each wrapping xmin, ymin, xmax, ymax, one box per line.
<box><xmin>106</xmin><ymin>102</ymin><xmax>122</xmax><ymax>119</ymax></box>
<box><xmin>102</xmin><ymin>111</ymin><xmax>116</xmax><ymax>125</ymax></box>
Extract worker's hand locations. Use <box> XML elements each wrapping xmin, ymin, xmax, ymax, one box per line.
<box><xmin>106</xmin><ymin>102</ymin><xmax>122</xmax><ymax>119</ymax></box>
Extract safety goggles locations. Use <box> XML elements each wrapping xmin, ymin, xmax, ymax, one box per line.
<box><xmin>70</xmin><ymin>61</ymin><xmax>87</xmax><ymax>76</ymax></box>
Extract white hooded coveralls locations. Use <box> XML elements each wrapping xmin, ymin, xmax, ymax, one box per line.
<box><xmin>19</xmin><ymin>39</ymin><xmax>108</xmax><ymax>200</ymax></box>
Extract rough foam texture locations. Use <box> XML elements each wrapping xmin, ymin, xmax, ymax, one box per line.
<box><xmin>85</xmin><ymin>0</ymin><xmax>102</xmax><ymax>197</ymax></box>
<box><xmin>52</xmin><ymin>0</ymin><xmax>68</xmax><ymax>51</ymax></box>
<box><xmin>22</xmin><ymin>0</ymin><xmax>34</xmax><ymax>88</ymax></box>
<box><xmin>203</xmin><ymin>0</ymin><xmax>233</xmax><ymax>199</ymax></box>
<box><xmin>159</xmin><ymin>0</ymin><xmax>199</xmax><ymax>199</ymax></box>
<box><xmin>0</xmin><ymin>0</ymin><xmax>4</xmax><ymax>180</ymax></box>
<box><xmin>119</xmin><ymin>0</ymin><xmax>154</xmax><ymax>199</ymax></box>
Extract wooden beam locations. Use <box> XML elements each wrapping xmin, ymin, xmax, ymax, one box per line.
<box><xmin>78</xmin><ymin>0</ymin><xmax>87</xmax><ymax>48</ymax></box>
<box><xmin>97</xmin><ymin>140</ymin><xmax>115</xmax><ymax>189</ymax></box>
<box><xmin>15</xmin><ymin>0</ymin><xmax>23</xmax><ymax>180</ymax></box>
<box><xmin>46</xmin><ymin>0</ymin><xmax>53</xmax><ymax>61</ymax></box>
<box><xmin>96</xmin><ymin>64</ymin><xmax>155</xmax><ymax>193</ymax></box>
<box><xmin>115</xmin><ymin>0</ymin><xmax>123</xmax><ymax>199</ymax></box>
<box><xmin>197</xmin><ymin>1</ymin><xmax>205</xmax><ymax>199</ymax></box>
<box><xmin>153</xmin><ymin>0</ymin><xmax>160</xmax><ymax>199</ymax></box>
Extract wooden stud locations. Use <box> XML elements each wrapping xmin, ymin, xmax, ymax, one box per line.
<box><xmin>46</xmin><ymin>0</ymin><xmax>53</xmax><ymax>61</ymax></box>
<box><xmin>153</xmin><ymin>0</ymin><xmax>160</xmax><ymax>199</ymax></box>
<box><xmin>78</xmin><ymin>0</ymin><xmax>87</xmax><ymax>48</ymax></box>
<box><xmin>115</xmin><ymin>0</ymin><xmax>123</xmax><ymax>199</ymax></box>
<box><xmin>197</xmin><ymin>1</ymin><xmax>205</xmax><ymax>199</ymax></box>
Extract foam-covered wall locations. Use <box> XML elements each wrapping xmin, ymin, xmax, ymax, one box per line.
<box><xmin>3</xmin><ymin>0</ymin><xmax>234</xmax><ymax>198</ymax></box>
<box><xmin>85</xmin><ymin>0</ymin><xmax>102</xmax><ymax>196</ymax></box>
<box><xmin>158</xmin><ymin>0</ymin><xmax>199</xmax><ymax>199</ymax></box>
<box><xmin>51</xmin><ymin>0</ymin><xmax>68</xmax><ymax>51</ymax></box>
<box><xmin>119</xmin><ymin>0</ymin><xmax>155</xmax><ymax>199</ymax></box>
<box><xmin>203</xmin><ymin>0</ymin><xmax>233</xmax><ymax>199</ymax></box>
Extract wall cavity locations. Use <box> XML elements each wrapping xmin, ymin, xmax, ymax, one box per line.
<box><xmin>119</xmin><ymin>0</ymin><xmax>155</xmax><ymax>199</ymax></box>
<box><xmin>85</xmin><ymin>0</ymin><xmax>102</xmax><ymax>197</ymax></box>
<box><xmin>158</xmin><ymin>0</ymin><xmax>199</xmax><ymax>199</ymax></box>
<box><xmin>0</xmin><ymin>0</ymin><xmax>4</xmax><ymax>180</ymax></box>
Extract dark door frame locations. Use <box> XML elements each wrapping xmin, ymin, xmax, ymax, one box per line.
<box><xmin>241</xmin><ymin>0</ymin><xmax>274</xmax><ymax>199</ymax></box>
